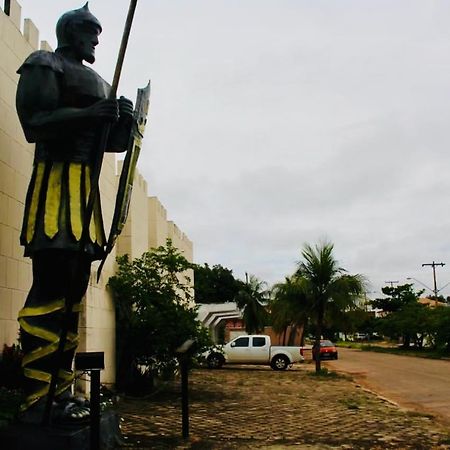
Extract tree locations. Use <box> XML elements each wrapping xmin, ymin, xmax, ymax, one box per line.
<box><xmin>193</xmin><ymin>263</ymin><xmax>244</xmax><ymax>303</ymax></box>
<box><xmin>270</xmin><ymin>276</ymin><xmax>309</xmax><ymax>345</ymax></box>
<box><xmin>430</xmin><ymin>306</ymin><xmax>450</xmax><ymax>352</ymax></box>
<box><xmin>235</xmin><ymin>275</ymin><xmax>269</xmax><ymax>334</ymax></box>
<box><xmin>373</xmin><ymin>284</ymin><xmax>425</xmax><ymax>348</ymax></box>
<box><xmin>295</xmin><ymin>242</ymin><xmax>366</xmax><ymax>372</ymax></box>
<box><xmin>372</xmin><ymin>284</ymin><xmax>422</xmax><ymax>313</ymax></box>
<box><xmin>108</xmin><ymin>240</ymin><xmax>211</xmax><ymax>393</ymax></box>
<box><xmin>377</xmin><ymin>302</ymin><xmax>431</xmax><ymax>348</ymax></box>
<box><xmin>325</xmin><ymin>307</ymin><xmax>372</xmax><ymax>341</ymax></box>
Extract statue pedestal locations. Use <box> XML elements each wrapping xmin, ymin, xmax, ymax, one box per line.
<box><xmin>0</xmin><ymin>409</ymin><xmax>120</xmax><ymax>450</ymax></box>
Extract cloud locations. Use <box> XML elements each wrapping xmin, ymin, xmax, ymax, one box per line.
<box><xmin>18</xmin><ymin>0</ymin><xmax>450</xmax><ymax>295</ymax></box>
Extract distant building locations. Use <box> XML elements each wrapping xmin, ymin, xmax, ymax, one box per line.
<box><xmin>418</xmin><ymin>297</ymin><xmax>448</xmax><ymax>308</ymax></box>
<box><xmin>197</xmin><ymin>303</ymin><xmax>304</xmax><ymax>345</ymax></box>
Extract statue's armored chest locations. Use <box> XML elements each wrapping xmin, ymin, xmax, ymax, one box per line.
<box><xmin>60</xmin><ymin>60</ymin><xmax>110</xmax><ymax>107</ymax></box>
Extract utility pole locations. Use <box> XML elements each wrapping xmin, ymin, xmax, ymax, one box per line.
<box><xmin>384</xmin><ymin>280</ymin><xmax>399</xmax><ymax>288</ymax></box>
<box><xmin>422</xmin><ymin>261</ymin><xmax>445</xmax><ymax>300</ymax></box>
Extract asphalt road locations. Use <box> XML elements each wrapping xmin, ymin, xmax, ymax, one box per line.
<box><xmin>325</xmin><ymin>347</ymin><xmax>450</xmax><ymax>425</ymax></box>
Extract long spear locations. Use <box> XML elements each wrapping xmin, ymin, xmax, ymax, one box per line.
<box><xmin>42</xmin><ymin>0</ymin><xmax>138</xmax><ymax>425</ymax></box>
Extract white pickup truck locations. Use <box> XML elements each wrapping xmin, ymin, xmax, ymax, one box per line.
<box><xmin>206</xmin><ymin>335</ymin><xmax>304</xmax><ymax>370</ymax></box>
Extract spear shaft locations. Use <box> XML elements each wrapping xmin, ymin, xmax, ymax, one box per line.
<box><xmin>42</xmin><ymin>0</ymin><xmax>138</xmax><ymax>425</ymax></box>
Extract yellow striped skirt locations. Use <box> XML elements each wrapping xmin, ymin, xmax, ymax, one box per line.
<box><xmin>21</xmin><ymin>161</ymin><xmax>106</xmax><ymax>256</ymax></box>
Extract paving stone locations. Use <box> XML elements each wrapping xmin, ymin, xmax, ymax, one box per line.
<box><xmin>116</xmin><ymin>364</ymin><xmax>450</xmax><ymax>449</ymax></box>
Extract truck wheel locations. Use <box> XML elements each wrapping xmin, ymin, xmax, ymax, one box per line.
<box><xmin>207</xmin><ymin>353</ymin><xmax>224</xmax><ymax>369</ymax></box>
<box><xmin>271</xmin><ymin>355</ymin><xmax>289</xmax><ymax>371</ymax></box>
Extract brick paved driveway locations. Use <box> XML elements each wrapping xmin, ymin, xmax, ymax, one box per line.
<box><xmin>117</xmin><ymin>363</ymin><xmax>450</xmax><ymax>449</ymax></box>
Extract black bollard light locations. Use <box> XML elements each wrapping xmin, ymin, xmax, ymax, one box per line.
<box><xmin>75</xmin><ymin>351</ymin><xmax>105</xmax><ymax>450</ymax></box>
<box><xmin>175</xmin><ymin>339</ymin><xmax>196</xmax><ymax>440</ymax></box>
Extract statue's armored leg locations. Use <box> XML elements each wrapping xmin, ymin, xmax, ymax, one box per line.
<box><xmin>18</xmin><ymin>250</ymin><xmax>91</xmax><ymax>422</ymax></box>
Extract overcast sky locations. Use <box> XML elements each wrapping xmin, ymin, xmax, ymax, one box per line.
<box><xmin>15</xmin><ymin>0</ymin><xmax>450</xmax><ymax>298</ymax></box>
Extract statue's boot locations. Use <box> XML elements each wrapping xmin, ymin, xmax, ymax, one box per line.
<box><xmin>19</xmin><ymin>394</ymin><xmax>90</xmax><ymax>425</ymax></box>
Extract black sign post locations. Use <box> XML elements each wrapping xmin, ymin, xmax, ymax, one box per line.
<box><xmin>175</xmin><ymin>339</ymin><xmax>196</xmax><ymax>439</ymax></box>
<box><xmin>75</xmin><ymin>351</ymin><xmax>105</xmax><ymax>450</ymax></box>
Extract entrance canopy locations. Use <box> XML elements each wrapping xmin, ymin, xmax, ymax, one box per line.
<box><xmin>197</xmin><ymin>303</ymin><xmax>242</xmax><ymax>342</ymax></box>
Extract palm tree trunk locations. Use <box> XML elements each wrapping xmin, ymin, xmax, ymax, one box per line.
<box><xmin>314</xmin><ymin>302</ymin><xmax>324</xmax><ymax>373</ymax></box>
<box><xmin>288</xmin><ymin>326</ymin><xmax>297</xmax><ymax>346</ymax></box>
<box><xmin>300</xmin><ymin>319</ymin><xmax>307</xmax><ymax>346</ymax></box>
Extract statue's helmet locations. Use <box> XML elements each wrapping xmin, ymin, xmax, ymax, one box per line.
<box><xmin>56</xmin><ymin>2</ymin><xmax>102</xmax><ymax>49</ymax></box>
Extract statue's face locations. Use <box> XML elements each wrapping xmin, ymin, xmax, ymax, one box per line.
<box><xmin>71</xmin><ymin>23</ymin><xmax>100</xmax><ymax>64</ymax></box>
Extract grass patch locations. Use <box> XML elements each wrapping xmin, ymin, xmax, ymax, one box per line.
<box><xmin>307</xmin><ymin>368</ymin><xmax>342</xmax><ymax>379</ymax></box>
<box><xmin>405</xmin><ymin>410</ymin><xmax>435</xmax><ymax>420</ymax></box>
<box><xmin>360</xmin><ymin>345</ymin><xmax>448</xmax><ymax>359</ymax></box>
<box><xmin>339</xmin><ymin>396</ymin><xmax>362</xmax><ymax>410</ymax></box>
<box><xmin>336</xmin><ymin>341</ymin><xmax>366</xmax><ymax>350</ymax></box>
<box><xmin>336</xmin><ymin>341</ymin><xmax>450</xmax><ymax>360</ymax></box>
<box><xmin>235</xmin><ymin>379</ymin><xmax>255</xmax><ymax>387</ymax></box>
<box><xmin>438</xmin><ymin>435</ymin><xmax>450</xmax><ymax>446</ymax></box>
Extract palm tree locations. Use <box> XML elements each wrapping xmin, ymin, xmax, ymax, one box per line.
<box><xmin>236</xmin><ymin>275</ymin><xmax>269</xmax><ymax>334</ymax></box>
<box><xmin>270</xmin><ymin>276</ymin><xmax>309</xmax><ymax>345</ymax></box>
<box><xmin>295</xmin><ymin>241</ymin><xmax>366</xmax><ymax>372</ymax></box>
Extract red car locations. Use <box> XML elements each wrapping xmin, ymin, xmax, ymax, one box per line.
<box><xmin>313</xmin><ymin>340</ymin><xmax>338</xmax><ymax>360</ymax></box>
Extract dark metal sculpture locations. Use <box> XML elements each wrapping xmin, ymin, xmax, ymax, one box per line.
<box><xmin>15</xmin><ymin>1</ymin><xmax>139</xmax><ymax>424</ymax></box>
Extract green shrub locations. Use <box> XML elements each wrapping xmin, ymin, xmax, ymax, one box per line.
<box><xmin>0</xmin><ymin>344</ymin><xmax>23</xmax><ymax>390</ymax></box>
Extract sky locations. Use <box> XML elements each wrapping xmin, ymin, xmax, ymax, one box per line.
<box><xmin>14</xmin><ymin>0</ymin><xmax>450</xmax><ymax>298</ymax></box>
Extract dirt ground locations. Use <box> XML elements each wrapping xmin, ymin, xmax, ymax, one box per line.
<box><xmin>326</xmin><ymin>348</ymin><xmax>450</xmax><ymax>426</ymax></box>
<box><xmin>116</xmin><ymin>363</ymin><xmax>450</xmax><ymax>449</ymax></box>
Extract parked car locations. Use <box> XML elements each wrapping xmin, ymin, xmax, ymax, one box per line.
<box><xmin>312</xmin><ymin>340</ymin><xmax>338</xmax><ymax>360</ymax></box>
<box><xmin>205</xmin><ymin>335</ymin><xmax>304</xmax><ymax>371</ymax></box>
<box><xmin>353</xmin><ymin>332</ymin><xmax>368</xmax><ymax>341</ymax></box>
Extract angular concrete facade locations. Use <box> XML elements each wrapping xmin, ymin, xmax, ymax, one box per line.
<box><xmin>0</xmin><ymin>1</ymin><xmax>193</xmax><ymax>388</ymax></box>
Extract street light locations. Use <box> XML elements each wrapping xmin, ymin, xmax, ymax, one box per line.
<box><xmin>406</xmin><ymin>277</ymin><xmax>434</xmax><ymax>294</ymax></box>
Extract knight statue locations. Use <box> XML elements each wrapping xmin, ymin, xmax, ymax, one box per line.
<box><xmin>15</xmin><ymin>3</ymin><xmax>134</xmax><ymax>423</ymax></box>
